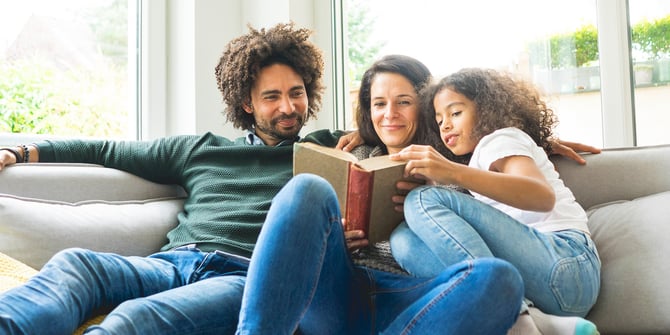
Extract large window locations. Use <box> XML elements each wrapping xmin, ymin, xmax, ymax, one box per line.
<box><xmin>630</xmin><ymin>0</ymin><xmax>670</xmax><ymax>146</ymax></box>
<box><xmin>0</xmin><ymin>0</ymin><xmax>138</xmax><ymax>140</ymax></box>
<box><xmin>341</xmin><ymin>0</ymin><xmax>670</xmax><ymax>148</ymax></box>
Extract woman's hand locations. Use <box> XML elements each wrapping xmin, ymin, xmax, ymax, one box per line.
<box><xmin>550</xmin><ymin>139</ymin><xmax>601</xmax><ymax>165</ymax></box>
<box><xmin>335</xmin><ymin>130</ymin><xmax>363</xmax><ymax>152</ymax></box>
<box><xmin>391</xmin><ymin>179</ymin><xmax>425</xmax><ymax>212</ymax></box>
<box><xmin>342</xmin><ymin>219</ymin><xmax>369</xmax><ymax>252</ymax></box>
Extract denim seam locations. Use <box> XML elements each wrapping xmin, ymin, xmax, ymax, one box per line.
<box><xmin>400</xmin><ymin>261</ymin><xmax>474</xmax><ymax>335</ymax></box>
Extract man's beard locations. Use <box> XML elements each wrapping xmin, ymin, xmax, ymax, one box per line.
<box><xmin>255</xmin><ymin>114</ymin><xmax>305</xmax><ymax>142</ymax></box>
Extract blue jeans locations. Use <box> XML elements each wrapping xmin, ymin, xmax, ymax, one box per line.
<box><xmin>391</xmin><ymin>186</ymin><xmax>601</xmax><ymax>317</ymax></box>
<box><xmin>236</xmin><ymin>174</ymin><xmax>524</xmax><ymax>335</ymax></box>
<box><xmin>0</xmin><ymin>246</ymin><xmax>249</xmax><ymax>334</ymax></box>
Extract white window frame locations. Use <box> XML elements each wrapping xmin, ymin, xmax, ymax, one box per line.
<box><xmin>138</xmin><ymin>0</ymin><xmax>167</xmax><ymax>140</ymax></box>
<box><xmin>328</xmin><ymin>0</ymin><xmax>639</xmax><ymax>148</ymax></box>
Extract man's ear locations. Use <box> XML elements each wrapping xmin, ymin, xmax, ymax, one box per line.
<box><xmin>242</xmin><ymin>101</ymin><xmax>254</xmax><ymax>114</ymax></box>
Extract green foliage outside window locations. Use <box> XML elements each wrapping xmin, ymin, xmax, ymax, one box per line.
<box><xmin>528</xmin><ymin>14</ymin><xmax>670</xmax><ymax>70</ymax></box>
<box><xmin>0</xmin><ymin>59</ymin><xmax>127</xmax><ymax>137</ymax></box>
<box><xmin>632</xmin><ymin>15</ymin><xmax>670</xmax><ymax>60</ymax></box>
<box><xmin>0</xmin><ymin>0</ymin><xmax>128</xmax><ymax>137</ymax></box>
<box><xmin>346</xmin><ymin>0</ymin><xmax>385</xmax><ymax>87</ymax></box>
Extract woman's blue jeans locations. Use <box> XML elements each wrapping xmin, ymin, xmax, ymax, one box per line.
<box><xmin>236</xmin><ymin>173</ymin><xmax>524</xmax><ymax>335</ymax></box>
<box><xmin>391</xmin><ymin>186</ymin><xmax>601</xmax><ymax>317</ymax></box>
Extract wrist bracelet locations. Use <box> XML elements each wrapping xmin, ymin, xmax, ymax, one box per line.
<box><xmin>20</xmin><ymin>144</ymin><xmax>30</xmax><ymax>163</ymax></box>
<box><xmin>1</xmin><ymin>147</ymin><xmax>23</xmax><ymax>163</ymax></box>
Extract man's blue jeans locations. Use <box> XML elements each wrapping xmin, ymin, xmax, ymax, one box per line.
<box><xmin>236</xmin><ymin>174</ymin><xmax>524</xmax><ymax>335</ymax></box>
<box><xmin>391</xmin><ymin>185</ymin><xmax>601</xmax><ymax>317</ymax></box>
<box><xmin>0</xmin><ymin>245</ymin><xmax>250</xmax><ymax>334</ymax></box>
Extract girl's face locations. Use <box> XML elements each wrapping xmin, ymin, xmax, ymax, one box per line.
<box><xmin>370</xmin><ymin>72</ymin><xmax>420</xmax><ymax>154</ymax></box>
<box><xmin>433</xmin><ymin>88</ymin><xmax>478</xmax><ymax>156</ymax></box>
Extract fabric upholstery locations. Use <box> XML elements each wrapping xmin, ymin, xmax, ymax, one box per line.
<box><xmin>583</xmin><ymin>191</ymin><xmax>670</xmax><ymax>334</ymax></box>
<box><xmin>0</xmin><ymin>194</ymin><xmax>183</xmax><ymax>269</ymax></box>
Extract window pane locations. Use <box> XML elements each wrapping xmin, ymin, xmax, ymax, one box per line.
<box><xmin>344</xmin><ymin>0</ymin><xmax>602</xmax><ymax>147</ymax></box>
<box><xmin>629</xmin><ymin>0</ymin><xmax>670</xmax><ymax>146</ymax></box>
<box><xmin>0</xmin><ymin>0</ymin><xmax>136</xmax><ymax>139</ymax></box>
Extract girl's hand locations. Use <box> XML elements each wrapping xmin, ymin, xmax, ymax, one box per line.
<box><xmin>335</xmin><ymin>131</ymin><xmax>363</xmax><ymax>152</ymax></box>
<box><xmin>342</xmin><ymin>219</ymin><xmax>369</xmax><ymax>252</ymax></box>
<box><xmin>390</xmin><ymin>145</ymin><xmax>457</xmax><ymax>185</ymax></box>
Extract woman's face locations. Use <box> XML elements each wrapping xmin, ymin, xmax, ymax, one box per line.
<box><xmin>370</xmin><ymin>72</ymin><xmax>420</xmax><ymax>154</ymax></box>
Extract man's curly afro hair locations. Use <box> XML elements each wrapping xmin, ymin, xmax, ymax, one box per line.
<box><xmin>215</xmin><ymin>22</ymin><xmax>325</xmax><ymax>130</ymax></box>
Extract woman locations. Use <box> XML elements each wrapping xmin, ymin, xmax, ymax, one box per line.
<box><xmin>347</xmin><ymin>56</ymin><xmax>600</xmax><ymax>335</ymax></box>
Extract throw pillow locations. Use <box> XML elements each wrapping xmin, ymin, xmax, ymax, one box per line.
<box><xmin>584</xmin><ymin>191</ymin><xmax>670</xmax><ymax>334</ymax></box>
<box><xmin>0</xmin><ymin>194</ymin><xmax>184</xmax><ymax>269</ymax></box>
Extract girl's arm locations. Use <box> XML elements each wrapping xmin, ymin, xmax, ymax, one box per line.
<box><xmin>391</xmin><ymin>145</ymin><xmax>555</xmax><ymax>212</ymax></box>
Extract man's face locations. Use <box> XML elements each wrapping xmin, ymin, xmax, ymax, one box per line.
<box><xmin>244</xmin><ymin>63</ymin><xmax>308</xmax><ymax>146</ymax></box>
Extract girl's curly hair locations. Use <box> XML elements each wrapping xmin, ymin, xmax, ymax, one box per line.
<box><xmin>215</xmin><ymin>22</ymin><xmax>325</xmax><ymax>130</ymax></box>
<box><xmin>421</xmin><ymin>68</ymin><xmax>558</xmax><ymax>154</ymax></box>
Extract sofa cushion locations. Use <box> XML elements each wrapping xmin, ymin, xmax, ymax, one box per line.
<box><xmin>0</xmin><ymin>194</ymin><xmax>184</xmax><ymax>269</ymax></box>
<box><xmin>585</xmin><ymin>191</ymin><xmax>670</xmax><ymax>334</ymax></box>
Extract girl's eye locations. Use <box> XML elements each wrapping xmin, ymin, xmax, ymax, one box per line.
<box><xmin>452</xmin><ymin>110</ymin><xmax>462</xmax><ymax>117</ymax></box>
<box><xmin>436</xmin><ymin>119</ymin><xmax>443</xmax><ymax>126</ymax></box>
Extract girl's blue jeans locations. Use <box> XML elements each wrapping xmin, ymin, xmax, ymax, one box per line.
<box><xmin>0</xmin><ymin>175</ymin><xmax>524</xmax><ymax>334</ymax></box>
<box><xmin>391</xmin><ymin>185</ymin><xmax>601</xmax><ymax>317</ymax></box>
<box><xmin>236</xmin><ymin>174</ymin><xmax>523</xmax><ymax>335</ymax></box>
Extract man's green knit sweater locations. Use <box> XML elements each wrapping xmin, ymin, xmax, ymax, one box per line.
<box><xmin>36</xmin><ymin>129</ymin><xmax>345</xmax><ymax>258</ymax></box>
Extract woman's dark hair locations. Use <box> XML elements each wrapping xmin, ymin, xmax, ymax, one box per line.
<box><xmin>215</xmin><ymin>22</ymin><xmax>324</xmax><ymax>130</ymax></box>
<box><xmin>420</xmin><ymin>67</ymin><xmax>557</xmax><ymax>156</ymax></box>
<box><xmin>356</xmin><ymin>55</ymin><xmax>451</xmax><ymax>158</ymax></box>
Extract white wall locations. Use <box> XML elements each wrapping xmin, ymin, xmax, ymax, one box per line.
<box><xmin>154</xmin><ymin>0</ymin><xmax>335</xmax><ymax>140</ymax></box>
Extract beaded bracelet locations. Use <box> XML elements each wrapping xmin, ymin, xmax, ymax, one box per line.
<box><xmin>1</xmin><ymin>147</ymin><xmax>23</xmax><ymax>163</ymax></box>
<box><xmin>20</xmin><ymin>144</ymin><xmax>30</xmax><ymax>163</ymax></box>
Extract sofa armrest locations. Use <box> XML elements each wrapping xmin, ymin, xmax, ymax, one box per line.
<box><xmin>551</xmin><ymin>144</ymin><xmax>670</xmax><ymax>209</ymax></box>
<box><xmin>0</xmin><ymin>163</ymin><xmax>186</xmax><ymax>202</ymax></box>
<box><xmin>0</xmin><ymin>163</ymin><xmax>186</xmax><ymax>269</ymax></box>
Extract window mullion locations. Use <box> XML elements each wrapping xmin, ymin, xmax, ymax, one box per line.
<box><xmin>597</xmin><ymin>0</ymin><xmax>636</xmax><ymax>147</ymax></box>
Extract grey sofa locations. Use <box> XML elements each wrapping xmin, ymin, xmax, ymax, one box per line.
<box><xmin>1</xmin><ymin>144</ymin><xmax>670</xmax><ymax>335</ymax></box>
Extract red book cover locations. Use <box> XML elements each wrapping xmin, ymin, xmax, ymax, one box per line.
<box><xmin>293</xmin><ymin>142</ymin><xmax>413</xmax><ymax>243</ymax></box>
<box><xmin>345</xmin><ymin>164</ymin><xmax>374</xmax><ymax>234</ymax></box>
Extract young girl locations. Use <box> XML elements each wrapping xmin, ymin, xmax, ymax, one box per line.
<box><xmin>389</xmin><ymin>68</ymin><xmax>601</xmax><ymax>335</ymax></box>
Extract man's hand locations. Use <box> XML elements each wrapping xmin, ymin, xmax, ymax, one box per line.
<box><xmin>0</xmin><ymin>149</ymin><xmax>18</xmax><ymax>171</ymax></box>
<box><xmin>550</xmin><ymin>139</ymin><xmax>601</xmax><ymax>165</ymax></box>
<box><xmin>335</xmin><ymin>131</ymin><xmax>363</xmax><ymax>152</ymax></box>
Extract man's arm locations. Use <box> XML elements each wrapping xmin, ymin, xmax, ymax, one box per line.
<box><xmin>550</xmin><ymin>139</ymin><xmax>601</xmax><ymax>165</ymax></box>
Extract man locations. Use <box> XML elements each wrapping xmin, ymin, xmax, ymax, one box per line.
<box><xmin>0</xmin><ymin>23</ymin><xmax>523</xmax><ymax>334</ymax></box>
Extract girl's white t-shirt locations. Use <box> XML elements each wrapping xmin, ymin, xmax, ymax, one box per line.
<box><xmin>468</xmin><ymin>127</ymin><xmax>589</xmax><ymax>234</ymax></box>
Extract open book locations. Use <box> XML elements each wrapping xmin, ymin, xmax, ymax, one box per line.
<box><xmin>293</xmin><ymin>142</ymin><xmax>413</xmax><ymax>244</ymax></box>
